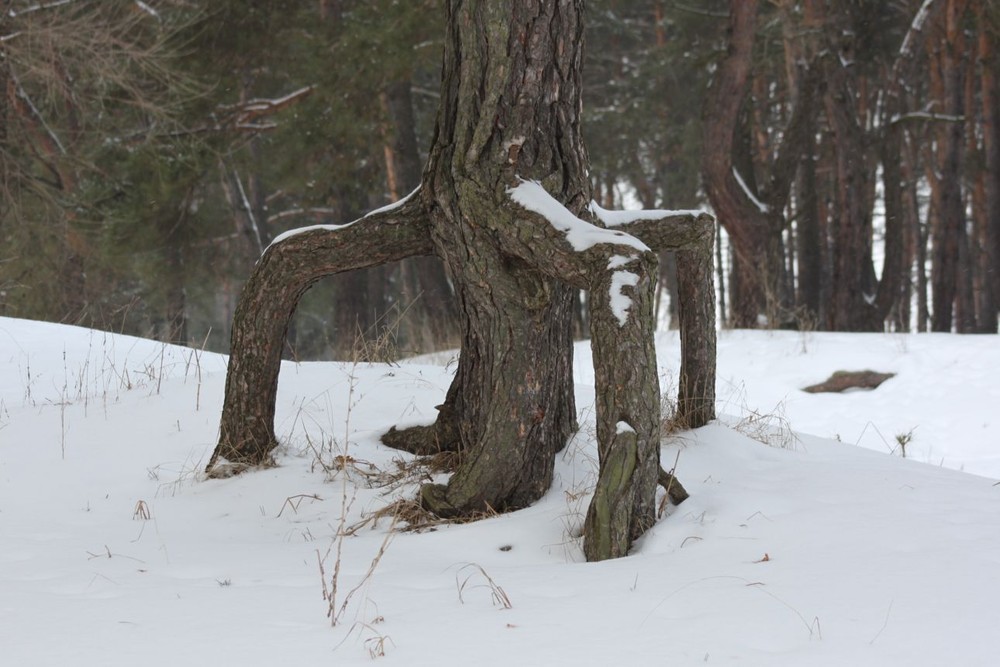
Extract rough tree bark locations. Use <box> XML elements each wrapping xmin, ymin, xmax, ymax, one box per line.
<box><xmin>208</xmin><ymin>0</ymin><xmax>716</xmax><ymax>561</ymax></box>
<box><xmin>206</xmin><ymin>197</ymin><xmax>434</xmax><ymax>469</ymax></box>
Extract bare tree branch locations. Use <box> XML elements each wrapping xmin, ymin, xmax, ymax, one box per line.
<box><xmin>233</xmin><ymin>169</ymin><xmax>264</xmax><ymax>254</ymax></box>
<box><xmin>207</xmin><ymin>192</ymin><xmax>435</xmax><ymax>473</ymax></box>
<box><xmin>8</xmin><ymin>0</ymin><xmax>76</xmax><ymax>18</ymax></box>
<box><xmin>8</xmin><ymin>68</ymin><xmax>67</xmax><ymax>155</ymax></box>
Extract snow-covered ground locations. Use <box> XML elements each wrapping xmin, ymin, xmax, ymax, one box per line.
<box><xmin>2</xmin><ymin>316</ymin><xmax>998</xmax><ymax>665</ymax></box>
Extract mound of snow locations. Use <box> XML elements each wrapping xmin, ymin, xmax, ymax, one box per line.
<box><xmin>1</xmin><ymin>317</ymin><xmax>997</xmax><ymax>665</ymax></box>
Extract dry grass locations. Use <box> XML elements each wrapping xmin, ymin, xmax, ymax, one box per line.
<box><xmin>362</xmin><ymin>626</ymin><xmax>395</xmax><ymax>659</ymax></box>
<box><xmin>731</xmin><ymin>405</ymin><xmax>797</xmax><ymax>449</ymax></box>
<box><xmin>347</xmin><ymin>491</ymin><xmax>501</xmax><ymax>536</ymax></box>
<box><xmin>276</xmin><ymin>493</ymin><xmax>322</xmax><ymax>518</ymax></box>
<box><xmin>367</xmin><ymin>450</ymin><xmax>460</xmax><ymax>489</ymax></box>
<box><xmin>456</xmin><ymin>563</ymin><xmax>512</xmax><ymax>609</ymax></box>
<box><xmin>713</xmin><ymin>378</ymin><xmax>798</xmax><ymax>449</ymax></box>
<box><xmin>313</xmin><ymin>315</ymin><xmax>470</xmax><ymax>629</ymax></box>
<box><xmin>658</xmin><ymin>371</ymin><xmax>710</xmax><ymax>435</ymax></box>
<box><xmin>132</xmin><ymin>500</ymin><xmax>151</xmax><ymax>521</ymax></box>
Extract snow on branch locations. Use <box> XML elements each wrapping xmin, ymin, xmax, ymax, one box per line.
<box><xmin>134</xmin><ymin>1</ymin><xmax>160</xmax><ymax>20</ymax></box>
<box><xmin>899</xmin><ymin>0</ymin><xmax>936</xmax><ymax>59</ymax></box>
<box><xmin>8</xmin><ymin>0</ymin><xmax>160</xmax><ymax>20</ymax></box>
<box><xmin>589</xmin><ymin>202</ymin><xmax>715</xmax><ymax>252</ymax></box>
<box><xmin>117</xmin><ymin>86</ymin><xmax>316</xmax><ymax>144</ymax></box>
<box><xmin>589</xmin><ymin>201</ymin><xmax>704</xmax><ymax>228</ymax></box>
<box><xmin>215</xmin><ymin>86</ymin><xmax>316</xmax><ymax>130</ymax></box>
<box><xmin>732</xmin><ymin>167</ymin><xmax>769</xmax><ymax>214</ymax></box>
<box><xmin>268</xmin><ymin>186</ymin><xmax>420</xmax><ymax>248</ymax></box>
<box><xmin>890</xmin><ymin>110</ymin><xmax>964</xmax><ymax>125</ymax></box>
<box><xmin>367</xmin><ymin>185</ymin><xmax>421</xmax><ymax>217</ymax></box>
<box><xmin>7</xmin><ymin>0</ymin><xmax>74</xmax><ymax>18</ymax></box>
<box><xmin>505</xmin><ymin>179</ymin><xmax>714</xmax><ymax>327</ymax></box>
<box><xmin>269</xmin><ymin>221</ymin><xmax>356</xmax><ymax>249</ymax></box>
<box><xmin>506</xmin><ymin>179</ymin><xmax>656</xmax><ymax>327</ymax></box>
<box><xmin>9</xmin><ymin>68</ymin><xmax>66</xmax><ymax>155</ymax></box>
<box><xmin>879</xmin><ymin>0</ymin><xmax>941</xmax><ymax>116</ymax></box>
<box><xmin>507</xmin><ymin>179</ymin><xmax>650</xmax><ymax>253</ymax></box>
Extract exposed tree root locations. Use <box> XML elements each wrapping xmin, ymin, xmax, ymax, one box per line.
<box><xmin>658</xmin><ymin>466</ymin><xmax>689</xmax><ymax>505</ymax></box>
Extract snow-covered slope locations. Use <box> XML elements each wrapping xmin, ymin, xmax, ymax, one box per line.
<box><xmin>1</xmin><ymin>317</ymin><xmax>997</xmax><ymax>666</ymax></box>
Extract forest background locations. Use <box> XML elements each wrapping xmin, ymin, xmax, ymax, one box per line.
<box><xmin>1</xmin><ymin>0</ymin><xmax>997</xmax><ymax>359</ymax></box>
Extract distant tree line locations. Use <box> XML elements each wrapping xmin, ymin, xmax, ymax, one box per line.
<box><xmin>588</xmin><ymin>0</ymin><xmax>1000</xmax><ymax>334</ymax></box>
<box><xmin>0</xmin><ymin>0</ymin><xmax>996</xmax><ymax>357</ymax></box>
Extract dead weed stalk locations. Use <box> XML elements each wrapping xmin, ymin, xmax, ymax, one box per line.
<box><xmin>456</xmin><ymin>563</ymin><xmax>512</xmax><ymax>609</ymax></box>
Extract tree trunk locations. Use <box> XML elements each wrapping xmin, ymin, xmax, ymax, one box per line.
<box><xmin>584</xmin><ymin>252</ymin><xmax>659</xmax><ymax>559</ymax></box>
<box><xmin>676</xmin><ymin>233</ymin><xmax>717</xmax><ymax>426</ymax></box>
<box><xmin>905</xmin><ymin>132</ymin><xmax>930</xmax><ymax>332</ymax></box>
<box><xmin>979</xmin><ymin>11</ymin><xmax>1000</xmax><ymax>332</ymax></box>
<box><xmin>401</xmin><ymin>2</ymin><xmax>587</xmax><ymax>516</ymax></box>
<box><xmin>701</xmin><ymin>0</ymin><xmax>770</xmax><ymax>328</ymax></box>
<box><xmin>823</xmin><ymin>54</ymin><xmax>878</xmax><ymax>331</ymax></box>
<box><xmin>207</xmin><ymin>199</ymin><xmax>434</xmax><ymax>470</ymax></box>
<box><xmin>930</xmin><ymin>3</ymin><xmax>966</xmax><ymax>332</ymax></box>
<box><xmin>879</xmin><ymin>122</ymin><xmax>908</xmax><ymax>331</ymax></box>
<box><xmin>962</xmin><ymin>37</ymin><xmax>983</xmax><ymax>332</ymax></box>
<box><xmin>702</xmin><ymin>0</ymin><xmax>812</xmax><ymax>329</ymax></box>
<box><xmin>209</xmin><ymin>0</ymin><xmax>717</xmax><ymax>561</ymax></box>
<box><xmin>795</xmin><ymin>113</ymin><xmax>822</xmax><ymax>321</ymax></box>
